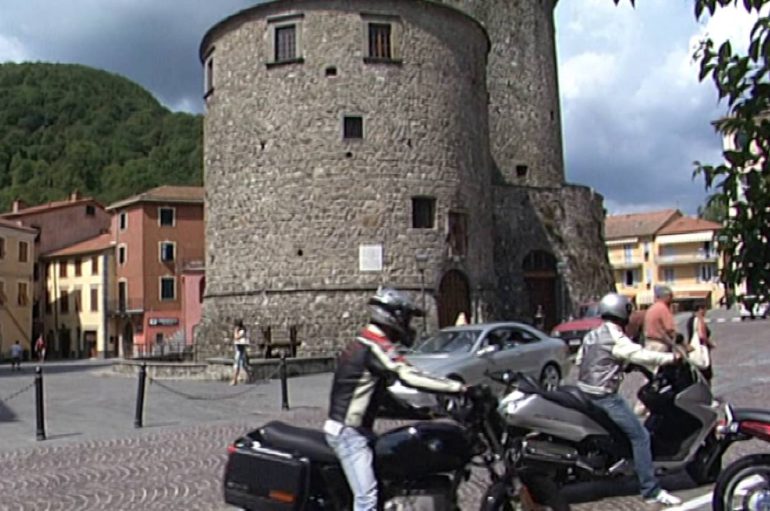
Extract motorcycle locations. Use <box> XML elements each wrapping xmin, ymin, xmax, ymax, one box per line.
<box><xmin>222</xmin><ymin>386</ymin><xmax>534</xmax><ymax>510</ymax></box>
<box><xmin>494</xmin><ymin>358</ymin><xmax>730</xmax><ymax>510</ymax></box>
<box><xmin>712</xmin><ymin>404</ymin><xmax>770</xmax><ymax>511</ymax></box>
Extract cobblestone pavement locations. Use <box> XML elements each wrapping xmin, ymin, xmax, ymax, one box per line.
<box><xmin>0</xmin><ymin>315</ymin><xmax>768</xmax><ymax>510</ymax></box>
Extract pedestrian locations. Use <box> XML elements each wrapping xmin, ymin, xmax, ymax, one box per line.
<box><xmin>533</xmin><ymin>304</ymin><xmax>545</xmax><ymax>331</ymax></box>
<box><xmin>642</xmin><ymin>285</ymin><xmax>678</xmax><ymax>353</ymax></box>
<box><xmin>686</xmin><ymin>301</ymin><xmax>715</xmax><ymax>383</ymax></box>
<box><xmin>324</xmin><ymin>288</ymin><xmax>466</xmax><ymax>510</ymax></box>
<box><xmin>10</xmin><ymin>340</ymin><xmax>23</xmax><ymax>371</ymax></box>
<box><xmin>576</xmin><ymin>293</ymin><xmax>683</xmax><ymax>507</ymax></box>
<box><xmin>35</xmin><ymin>334</ymin><xmax>46</xmax><ymax>363</ymax></box>
<box><xmin>231</xmin><ymin>320</ymin><xmax>250</xmax><ymax>385</ymax></box>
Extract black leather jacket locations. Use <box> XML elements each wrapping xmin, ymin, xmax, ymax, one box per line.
<box><xmin>327</xmin><ymin>324</ymin><xmax>463</xmax><ymax>431</ymax></box>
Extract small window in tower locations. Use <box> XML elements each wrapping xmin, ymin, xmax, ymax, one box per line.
<box><xmin>343</xmin><ymin>116</ymin><xmax>364</xmax><ymax>140</ymax></box>
<box><xmin>85</xmin><ymin>204</ymin><xmax>95</xmax><ymax>216</ymax></box>
<box><xmin>516</xmin><ymin>165</ymin><xmax>528</xmax><ymax>178</ymax></box>
<box><xmin>204</xmin><ymin>54</ymin><xmax>214</xmax><ymax>96</ymax></box>
<box><xmin>368</xmin><ymin>23</ymin><xmax>391</xmax><ymax>59</ymax></box>
<box><xmin>412</xmin><ymin>197</ymin><xmax>436</xmax><ymax>229</ymax></box>
<box><xmin>275</xmin><ymin>25</ymin><xmax>297</xmax><ymax>62</ymax></box>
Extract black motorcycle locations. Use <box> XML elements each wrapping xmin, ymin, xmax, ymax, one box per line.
<box><xmin>222</xmin><ymin>386</ymin><xmax>532</xmax><ymax>510</ymax></box>
<box><xmin>712</xmin><ymin>404</ymin><xmax>770</xmax><ymax>511</ymax></box>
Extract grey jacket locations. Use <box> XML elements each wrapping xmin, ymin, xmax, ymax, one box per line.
<box><xmin>577</xmin><ymin>322</ymin><xmax>676</xmax><ymax>396</ymax></box>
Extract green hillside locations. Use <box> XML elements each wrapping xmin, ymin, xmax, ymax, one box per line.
<box><xmin>0</xmin><ymin>62</ymin><xmax>203</xmax><ymax>210</ymax></box>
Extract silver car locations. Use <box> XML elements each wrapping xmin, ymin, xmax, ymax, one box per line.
<box><xmin>390</xmin><ymin>322</ymin><xmax>571</xmax><ymax>407</ymax></box>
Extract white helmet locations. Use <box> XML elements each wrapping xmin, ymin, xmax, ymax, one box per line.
<box><xmin>598</xmin><ymin>293</ymin><xmax>632</xmax><ymax>325</ymax></box>
<box><xmin>368</xmin><ymin>287</ymin><xmax>424</xmax><ymax>347</ymax></box>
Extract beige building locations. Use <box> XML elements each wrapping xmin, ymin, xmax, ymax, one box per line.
<box><xmin>606</xmin><ymin>210</ymin><xmax>724</xmax><ymax>309</ymax></box>
<box><xmin>0</xmin><ymin>219</ymin><xmax>37</xmax><ymax>359</ymax></box>
<box><xmin>42</xmin><ymin>233</ymin><xmax>118</xmax><ymax>358</ymax></box>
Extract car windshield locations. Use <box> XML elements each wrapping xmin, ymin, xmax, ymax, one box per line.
<box><xmin>414</xmin><ymin>329</ymin><xmax>482</xmax><ymax>354</ymax></box>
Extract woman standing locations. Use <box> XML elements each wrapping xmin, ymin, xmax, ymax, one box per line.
<box><xmin>231</xmin><ymin>320</ymin><xmax>250</xmax><ymax>385</ymax></box>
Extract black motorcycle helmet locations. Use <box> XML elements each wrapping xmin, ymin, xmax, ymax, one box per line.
<box><xmin>368</xmin><ymin>287</ymin><xmax>425</xmax><ymax>348</ymax></box>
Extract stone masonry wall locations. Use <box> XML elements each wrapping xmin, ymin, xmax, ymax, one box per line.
<box><xmin>197</xmin><ymin>0</ymin><xmax>496</xmax><ymax>359</ymax></box>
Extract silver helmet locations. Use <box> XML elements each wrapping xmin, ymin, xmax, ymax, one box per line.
<box><xmin>598</xmin><ymin>292</ymin><xmax>632</xmax><ymax>325</ymax></box>
<box><xmin>368</xmin><ymin>287</ymin><xmax>424</xmax><ymax>347</ymax></box>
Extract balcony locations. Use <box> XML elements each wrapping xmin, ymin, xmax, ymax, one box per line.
<box><xmin>609</xmin><ymin>258</ymin><xmax>644</xmax><ymax>270</ymax></box>
<box><xmin>108</xmin><ymin>297</ymin><xmax>144</xmax><ymax>315</ymax></box>
<box><xmin>656</xmin><ymin>252</ymin><xmax>719</xmax><ymax>266</ymax></box>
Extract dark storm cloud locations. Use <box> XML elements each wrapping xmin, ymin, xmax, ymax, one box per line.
<box><xmin>0</xmin><ymin>0</ymin><xmax>255</xmax><ymax>112</ymax></box>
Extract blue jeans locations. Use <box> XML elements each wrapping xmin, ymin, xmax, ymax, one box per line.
<box><xmin>325</xmin><ymin>427</ymin><xmax>378</xmax><ymax>511</ymax></box>
<box><xmin>591</xmin><ymin>393</ymin><xmax>660</xmax><ymax>498</ymax></box>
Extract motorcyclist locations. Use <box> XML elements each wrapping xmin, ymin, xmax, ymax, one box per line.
<box><xmin>576</xmin><ymin>292</ymin><xmax>684</xmax><ymax>507</ymax></box>
<box><xmin>324</xmin><ymin>287</ymin><xmax>465</xmax><ymax>511</ymax></box>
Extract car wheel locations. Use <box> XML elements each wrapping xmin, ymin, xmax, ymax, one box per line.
<box><xmin>539</xmin><ymin>363</ymin><xmax>561</xmax><ymax>391</ymax></box>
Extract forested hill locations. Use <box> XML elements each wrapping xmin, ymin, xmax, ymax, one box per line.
<box><xmin>0</xmin><ymin>62</ymin><xmax>203</xmax><ymax>211</ymax></box>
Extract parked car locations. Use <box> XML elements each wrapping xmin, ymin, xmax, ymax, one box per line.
<box><xmin>550</xmin><ymin>302</ymin><xmax>602</xmax><ymax>354</ymax></box>
<box><xmin>389</xmin><ymin>322</ymin><xmax>570</xmax><ymax>408</ymax></box>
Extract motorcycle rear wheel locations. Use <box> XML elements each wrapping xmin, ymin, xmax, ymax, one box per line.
<box><xmin>712</xmin><ymin>454</ymin><xmax>770</xmax><ymax>511</ymax></box>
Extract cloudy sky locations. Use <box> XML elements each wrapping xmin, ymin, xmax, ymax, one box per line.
<box><xmin>0</xmin><ymin>0</ymin><xmax>757</xmax><ymax>215</ymax></box>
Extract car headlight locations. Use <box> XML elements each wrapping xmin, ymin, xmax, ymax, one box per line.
<box><xmin>551</xmin><ymin>330</ymin><xmax>561</xmax><ymax>338</ymax></box>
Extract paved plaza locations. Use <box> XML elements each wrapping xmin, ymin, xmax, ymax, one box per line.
<box><xmin>1</xmin><ymin>310</ymin><xmax>768</xmax><ymax>510</ymax></box>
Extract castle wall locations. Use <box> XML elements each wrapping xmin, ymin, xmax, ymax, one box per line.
<box><xmin>198</xmin><ymin>0</ymin><xmax>496</xmax><ymax>358</ymax></box>
<box><xmin>439</xmin><ymin>0</ymin><xmax>565</xmax><ymax>187</ymax></box>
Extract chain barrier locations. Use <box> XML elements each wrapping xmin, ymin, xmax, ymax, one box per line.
<box><xmin>0</xmin><ymin>381</ymin><xmax>35</xmax><ymax>405</ymax></box>
<box><xmin>145</xmin><ymin>363</ymin><xmax>283</xmax><ymax>402</ymax></box>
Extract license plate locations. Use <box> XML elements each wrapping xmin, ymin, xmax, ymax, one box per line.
<box><xmin>569</xmin><ymin>338</ymin><xmax>582</xmax><ymax>346</ymax></box>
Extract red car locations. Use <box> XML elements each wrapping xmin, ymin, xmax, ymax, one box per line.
<box><xmin>550</xmin><ymin>303</ymin><xmax>602</xmax><ymax>353</ymax></box>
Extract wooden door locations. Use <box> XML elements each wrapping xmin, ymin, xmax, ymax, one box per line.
<box><xmin>438</xmin><ymin>270</ymin><xmax>471</xmax><ymax>328</ymax></box>
<box><xmin>523</xmin><ymin>251</ymin><xmax>558</xmax><ymax>331</ymax></box>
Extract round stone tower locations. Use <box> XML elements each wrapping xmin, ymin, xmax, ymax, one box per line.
<box><xmin>439</xmin><ymin>0</ymin><xmax>565</xmax><ymax>187</ymax></box>
<box><xmin>197</xmin><ymin>0</ymin><xmax>496</xmax><ymax>356</ymax></box>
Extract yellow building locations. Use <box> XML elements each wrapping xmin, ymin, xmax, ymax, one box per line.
<box><xmin>0</xmin><ymin>219</ymin><xmax>37</xmax><ymax>360</ymax></box>
<box><xmin>42</xmin><ymin>233</ymin><xmax>118</xmax><ymax>358</ymax></box>
<box><xmin>605</xmin><ymin>210</ymin><xmax>724</xmax><ymax>309</ymax></box>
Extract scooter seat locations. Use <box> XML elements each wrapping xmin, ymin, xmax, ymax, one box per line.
<box><xmin>258</xmin><ymin>421</ymin><xmax>338</xmax><ymax>463</ymax></box>
<box><xmin>540</xmin><ymin>386</ymin><xmax>629</xmax><ymax>445</ymax></box>
<box><xmin>732</xmin><ymin>408</ymin><xmax>770</xmax><ymax>424</ymax></box>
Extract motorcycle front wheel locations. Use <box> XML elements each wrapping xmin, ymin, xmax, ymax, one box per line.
<box><xmin>481</xmin><ymin>477</ymin><xmax>570</xmax><ymax>511</ymax></box>
<box><xmin>713</xmin><ymin>454</ymin><xmax>770</xmax><ymax>511</ymax></box>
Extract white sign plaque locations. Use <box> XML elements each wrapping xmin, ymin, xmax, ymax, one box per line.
<box><xmin>359</xmin><ymin>244</ymin><xmax>383</xmax><ymax>272</ymax></box>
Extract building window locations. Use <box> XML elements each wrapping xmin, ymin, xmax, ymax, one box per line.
<box><xmin>663</xmin><ymin>268</ymin><xmax>675</xmax><ymax>283</ymax></box>
<box><xmin>118</xmin><ymin>281</ymin><xmax>127</xmax><ymax>310</ymax></box>
<box><xmin>73</xmin><ymin>288</ymin><xmax>82</xmax><ymax>312</ymax></box>
<box><xmin>368</xmin><ymin>23</ymin><xmax>391</xmax><ymax>59</ymax></box>
<box><xmin>623</xmin><ymin>244</ymin><xmax>633</xmax><ymax>263</ymax></box>
<box><xmin>160</xmin><ymin>277</ymin><xmax>176</xmax><ymax>301</ymax></box>
<box><xmin>92</xmin><ymin>255</ymin><xmax>99</xmax><ymax>275</ymax></box>
<box><xmin>159</xmin><ymin>207</ymin><xmax>175</xmax><ymax>227</ymax></box>
<box><xmin>118</xmin><ymin>245</ymin><xmax>127</xmax><ymax>265</ymax></box>
<box><xmin>412</xmin><ymin>197</ymin><xmax>436</xmax><ymax>229</ymax></box>
<box><xmin>516</xmin><ymin>165</ymin><xmax>528</xmax><ymax>178</ymax></box>
<box><xmin>275</xmin><ymin>25</ymin><xmax>297</xmax><ymax>62</ymax></box>
<box><xmin>623</xmin><ymin>269</ymin><xmax>638</xmax><ymax>287</ymax></box>
<box><xmin>156</xmin><ymin>332</ymin><xmax>164</xmax><ymax>344</ymax></box>
<box><xmin>447</xmin><ymin>211</ymin><xmax>468</xmax><ymax>257</ymax></box>
<box><xmin>85</xmin><ymin>204</ymin><xmax>96</xmax><ymax>216</ymax></box>
<box><xmin>343</xmin><ymin>116</ymin><xmax>363</xmax><ymax>139</ymax></box>
<box><xmin>19</xmin><ymin>241</ymin><xmax>28</xmax><ymax>263</ymax></box>
<box><xmin>74</xmin><ymin>258</ymin><xmax>82</xmax><ymax>277</ymax></box>
<box><xmin>698</xmin><ymin>264</ymin><xmax>716</xmax><ymax>282</ymax></box>
<box><xmin>204</xmin><ymin>54</ymin><xmax>214</xmax><ymax>96</ymax></box>
<box><xmin>45</xmin><ymin>289</ymin><xmax>52</xmax><ymax>314</ymax></box>
<box><xmin>90</xmin><ymin>286</ymin><xmax>99</xmax><ymax>312</ymax></box>
<box><xmin>33</xmin><ymin>263</ymin><xmax>39</xmax><ymax>282</ymax></box>
<box><xmin>0</xmin><ymin>237</ymin><xmax>5</xmax><ymax>259</ymax></box>
<box><xmin>60</xmin><ymin>289</ymin><xmax>69</xmax><ymax>314</ymax></box>
<box><xmin>119</xmin><ymin>212</ymin><xmax>128</xmax><ymax>231</ymax></box>
<box><xmin>59</xmin><ymin>261</ymin><xmax>68</xmax><ymax>278</ymax></box>
<box><xmin>160</xmin><ymin>242</ymin><xmax>175</xmax><ymax>262</ymax></box>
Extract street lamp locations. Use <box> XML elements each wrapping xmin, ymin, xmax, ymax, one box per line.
<box><xmin>556</xmin><ymin>261</ymin><xmax>568</xmax><ymax>322</ymax></box>
<box><xmin>415</xmin><ymin>253</ymin><xmax>429</xmax><ymax>335</ymax></box>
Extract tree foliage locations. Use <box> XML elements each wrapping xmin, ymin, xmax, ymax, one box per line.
<box><xmin>0</xmin><ymin>62</ymin><xmax>202</xmax><ymax>211</ymax></box>
<box><xmin>615</xmin><ymin>0</ymin><xmax>770</xmax><ymax>301</ymax></box>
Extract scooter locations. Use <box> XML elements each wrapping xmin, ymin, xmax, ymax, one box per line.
<box><xmin>495</xmin><ymin>359</ymin><xmax>730</xmax><ymax>509</ymax></box>
<box><xmin>223</xmin><ymin>387</ymin><xmax>531</xmax><ymax>510</ymax></box>
<box><xmin>712</xmin><ymin>404</ymin><xmax>770</xmax><ymax>511</ymax></box>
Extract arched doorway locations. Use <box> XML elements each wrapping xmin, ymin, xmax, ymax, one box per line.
<box><xmin>438</xmin><ymin>270</ymin><xmax>471</xmax><ymax>328</ymax></box>
<box><xmin>522</xmin><ymin>250</ymin><xmax>558</xmax><ymax>331</ymax></box>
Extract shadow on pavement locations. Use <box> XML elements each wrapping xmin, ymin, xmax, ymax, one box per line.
<box><xmin>45</xmin><ymin>432</ymin><xmax>83</xmax><ymax>441</ymax></box>
<box><xmin>0</xmin><ymin>403</ymin><xmax>19</xmax><ymax>422</ymax></box>
<box><xmin>562</xmin><ymin>472</ymin><xmax>694</xmax><ymax>504</ymax></box>
<box><xmin>0</xmin><ymin>361</ymin><xmax>113</xmax><ymax>378</ymax></box>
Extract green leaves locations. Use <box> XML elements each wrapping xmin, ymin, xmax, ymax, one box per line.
<box><xmin>0</xmin><ymin>62</ymin><xmax>203</xmax><ymax>211</ymax></box>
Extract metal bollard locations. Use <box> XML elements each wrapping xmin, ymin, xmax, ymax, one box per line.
<box><xmin>134</xmin><ymin>363</ymin><xmax>147</xmax><ymax>428</ymax></box>
<box><xmin>280</xmin><ymin>352</ymin><xmax>290</xmax><ymax>410</ymax></box>
<box><xmin>35</xmin><ymin>366</ymin><xmax>46</xmax><ymax>441</ymax></box>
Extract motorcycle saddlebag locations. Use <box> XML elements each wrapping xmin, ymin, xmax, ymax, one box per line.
<box><xmin>224</xmin><ymin>441</ymin><xmax>309</xmax><ymax>511</ymax></box>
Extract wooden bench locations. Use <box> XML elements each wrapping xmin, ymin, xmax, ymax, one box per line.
<box><xmin>256</xmin><ymin>326</ymin><xmax>302</xmax><ymax>359</ymax></box>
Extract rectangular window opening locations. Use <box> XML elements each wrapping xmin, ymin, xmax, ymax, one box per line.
<box><xmin>17</xmin><ymin>282</ymin><xmax>28</xmax><ymax>306</ymax></box>
<box><xmin>159</xmin><ymin>208</ymin><xmax>175</xmax><ymax>227</ymax></box>
<box><xmin>160</xmin><ymin>242</ymin><xmax>175</xmax><ymax>262</ymax></box>
<box><xmin>160</xmin><ymin>277</ymin><xmax>176</xmax><ymax>301</ymax></box>
<box><xmin>412</xmin><ymin>197</ymin><xmax>436</xmax><ymax>229</ymax></box>
<box><xmin>119</xmin><ymin>212</ymin><xmax>128</xmax><ymax>231</ymax></box>
<box><xmin>368</xmin><ymin>23</ymin><xmax>391</xmax><ymax>59</ymax></box>
<box><xmin>90</xmin><ymin>287</ymin><xmax>99</xmax><ymax>312</ymax></box>
<box><xmin>19</xmin><ymin>241</ymin><xmax>28</xmax><ymax>263</ymax></box>
<box><xmin>275</xmin><ymin>25</ymin><xmax>297</xmax><ymax>62</ymax></box>
<box><xmin>343</xmin><ymin>116</ymin><xmax>363</xmax><ymax>139</ymax></box>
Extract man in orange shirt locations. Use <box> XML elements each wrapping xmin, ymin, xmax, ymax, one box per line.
<box><xmin>643</xmin><ymin>285</ymin><xmax>677</xmax><ymax>353</ymax></box>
